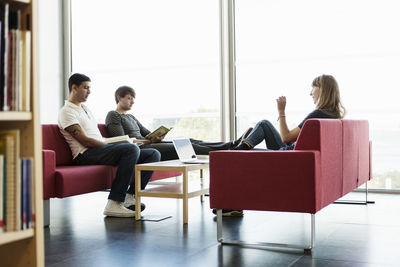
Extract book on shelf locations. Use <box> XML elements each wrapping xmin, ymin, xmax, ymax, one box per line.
<box><xmin>145</xmin><ymin>126</ymin><xmax>172</xmax><ymax>139</ymax></box>
<box><xmin>1</xmin><ymin>3</ymin><xmax>9</xmax><ymax>111</ymax></box>
<box><xmin>21</xmin><ymin>158</ymin><xmax>32</xmax><ymax>229</ymax></box>
<box><xmin>0</xmin><ymin>129</ymin><xmax>20</xmax><ymax>232</ymax></box>
<box><xmin>21</xmin><ymin>29</ymin><xmax>31</xmax><ymax>111</ymax></box>
<box><xmin>0</xmin><ymin>5</ymin><xmax>30</xmax><ymax>112</ymax></box>
<box><xmin>0</xmin><ymin>154</ymin><xmax>4</xmax><ymax>233</ymax></box>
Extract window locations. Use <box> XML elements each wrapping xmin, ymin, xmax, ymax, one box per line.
<box><xmin>71</xmin><ymin>0</ymin><xmax>220</xmax><ymax>141</ymax></box>
<box><xmin>235</xmin><ymin>0</ymin><xmax>400</xmax><ymax>189</ymax></box>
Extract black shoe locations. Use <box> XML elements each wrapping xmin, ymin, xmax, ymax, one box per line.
<box><xmin>231</xmin><ymin>127</ymin><xmax>253</xmax><ymax>147</ymax></box>
<box><xmin>212</xmin><ymin>208</ymin><xmax>243</xmax><ymax>217</ymax></box>
<box><xmin>126</xmin><ymin>203</ymin><xmax>146</xmax><ymax>212</ymax></box>
<box><xmin>233</xmin><ymin>142</ymin><xmax>252</xmax><ymax>150</ymax></box>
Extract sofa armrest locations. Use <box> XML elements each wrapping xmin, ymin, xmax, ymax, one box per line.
<box><xmin>209</xmin><ymin>150</ymin><xmax>322</xmax><ymax>214</ymax></box>
<box><xmin>43</xmin><ymin>149</ymin><xmax>56</xmax><ymax>199</ymax></box>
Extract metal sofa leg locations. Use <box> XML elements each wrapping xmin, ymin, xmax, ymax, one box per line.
<box><xmin>217</xmin><ymin>209</ymin><xmax>223</xmax><ymax>242</ymax></box>
<box><xmin>43</xmin><ymin>199</ymin><xmax>50</xmax><ymax>227</ymax></box>
<box><xmin>334</xmin><ymin>183</ymin><xmax>375</xmax><ymax>205</ymax></box>
<box><xmin>216</xmin><ymin>210</ymin><xmax>315</xmax><ymax>252</ymax></box>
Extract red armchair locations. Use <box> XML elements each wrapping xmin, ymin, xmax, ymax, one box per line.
<box><xmin>209</xmin><ymin>119</ymin><xmax>371</xmax><ymax>251</ymax></box>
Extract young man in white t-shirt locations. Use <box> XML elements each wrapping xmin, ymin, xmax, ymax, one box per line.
<box><xmin>58</xmin><ymin>73</ymin><xmax>161</xmax><ymax>218</ymax></box>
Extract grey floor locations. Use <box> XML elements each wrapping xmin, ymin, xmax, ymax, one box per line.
<box><xmin>45</xmin><ymin>191</ymin><xmax>400</xmax><ymax>267</ymax></box>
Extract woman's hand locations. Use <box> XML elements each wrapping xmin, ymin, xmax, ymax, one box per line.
<box><xmin>276</xmin><ymin>96</ymin><xmax>286</xmax><ymax>115</ymax></box>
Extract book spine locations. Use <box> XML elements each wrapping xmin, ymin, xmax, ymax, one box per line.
<box><xmin>21</xmin><ymin>30</ymin><xmax>30</xmax><ymax>111</ymax></box>
<box><xmin>0</xmin><ymin>154</ymin><xmax>4</xmax><ymax>233</ymax></box>
<box><xmin>21</xmin><ymin>158</ymin><xmax>32</xmax><ymax>229</ymax></box>
<box><xmin>0</xmin><ymin>19</ymin><xmax>2</xmax><ymax>110</ymax></box>
<box><xmin>6</xmin><ymin>30</ymin><xmax>12</xmax><ymax>111</ymax></box>
<box><xmin>0</xmin><ymin>130</ymin><xmax>20</xmax><ymax>232</ymax></box>
<box><xmin>20</xmin><ymin>158</ymin><xmax>26</xmax><ymax>229</ymax></box>
<box><xmin>30</xmin><ymin>158</ymin><xmax>34</xmax><ymax>228</ymax></box>
<box><xmin>4</xmin><ymin>135</ymin><xmax>15</xmax><ymax>231</ymax></box>
<box><xmin>2</xmin><ymin>153</ymin><xmax>5</xmax><ymax>231</ymax></box>
<box><xmin>26</xmin><ymin>158</ymin><xmax>32</xmax><ymax>229</ymax></box>
<box><xmin>2</xmin><ymin>4</ymin><xmax>9</xmax><ymax>111</ymax></box>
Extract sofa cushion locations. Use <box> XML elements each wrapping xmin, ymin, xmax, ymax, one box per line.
<box><xmin>55</xmin><ymin>165</ymin><xmax>116</xmax><ymax>198</ymax></box>
<box><xmin>42</xmin><ymin>124</ymin><xmax>74</xmax><ymax>166</ymax></box>
<box><xmin>342</xmin><ymin>120</ymin><xmax>370</xmax><ymax>194</ymax></box>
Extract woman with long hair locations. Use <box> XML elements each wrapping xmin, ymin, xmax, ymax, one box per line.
<box><xmin>234</xmin><ymin>74</ymin><xmax>346</xmax><ymax>151</ymax></box>
<box><xmin>217</xmin><ymin>74</ymin><xmax>346</xmax><ymax>217</ymax></box>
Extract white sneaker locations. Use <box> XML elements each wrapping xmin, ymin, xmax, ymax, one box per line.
<box><xmin>124</xmin><ymin>194</ymin><xmax>146</xmax><ymax>211</ymax></box>
<box><xmin>103</xmin><ymin>199</ymin><xmax>135</xmax><ymax>217</ymax></box>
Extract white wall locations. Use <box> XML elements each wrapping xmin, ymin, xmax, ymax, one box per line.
<box><xmin>38</xmin><ymin>0</ymin><xmax>64</xmax><ymax>123</ymax></box>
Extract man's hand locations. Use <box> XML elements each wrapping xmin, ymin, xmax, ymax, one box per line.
<box><xmin>276</xmin><ymin>96</ymin><xmax>286</xmax><ymax>115</ymax></box>
<box><xmin>150</xmin><ymin>133</ymin><xmax>165</xmax><ymax>143</ymax></box>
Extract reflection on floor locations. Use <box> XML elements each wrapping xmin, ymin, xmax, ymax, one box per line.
<box><xmin>45</xmin><ymin>192</ymin><xmax>400</xmax><ymax>267</ymax></box>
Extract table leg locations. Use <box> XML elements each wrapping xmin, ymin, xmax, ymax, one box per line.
<box><xmin>135</xmin><ymin>168</ymin><xmax>141</xmax><ymax>221</ymax></box>
<box><xmin>183</xmin><ymin>171</ymin><xmax>188</xmax><ymax>224</ymax></box>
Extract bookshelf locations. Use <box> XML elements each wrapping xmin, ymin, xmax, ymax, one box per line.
<box><xmin>0</xmin><ymin>0</ymin><xmax>44</xmax><ymax>266</ymax></box>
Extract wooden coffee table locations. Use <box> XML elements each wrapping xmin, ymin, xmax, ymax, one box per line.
<box><xmin>134</xmin><ymin>158</ymin><xmax>209</xmax><ymax>224</ymax></box>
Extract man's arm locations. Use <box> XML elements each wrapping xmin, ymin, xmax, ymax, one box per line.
<box><xmin>105</xmin><ymin>111</ymin><xmax>126</xmax><ymax>137</ymax></box>
<box><xmin>65</xmin><ymin>124</ymin><xmax>106</xmax><ymax>147</ymax></box>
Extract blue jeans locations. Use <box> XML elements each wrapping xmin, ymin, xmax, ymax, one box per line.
<box><xmin>77</xmin><ymin>144</ymin><xmax>161</xmax><ymax>202</ymax></box>
<box><xmin>243</xmin><ymin>120</ymin><xmax>293</xmax><ymax>150</ymax></box>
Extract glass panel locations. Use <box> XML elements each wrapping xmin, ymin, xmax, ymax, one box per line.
<box><xmin>235</xmin><ymin>0</ymin><xmax>400</xmax><ymax>189</ymax></box>
<box><xmin>71</xmin><ymin>0</ymin><xmax>220</xmax><ymax>141</ymax></box>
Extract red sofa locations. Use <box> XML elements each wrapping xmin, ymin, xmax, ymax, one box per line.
<box><xmin>209</xmin><ymin>119</ymin><xmax>371</xmax><ymax>251</ymax></box>
<box><xmin>42</xmin><ymin>124</ymin><xmax>181</xmax><ymax>226</ymax></box>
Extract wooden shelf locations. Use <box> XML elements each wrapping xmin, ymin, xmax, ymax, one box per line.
<box><xmin>0</xmin><ymin>229</ymin><xmax>34</xmax><ymax>246</ymax></box>
<box><xmin>0</xmin><ymin>0</ymin><xmax>44</xmax><ymax>266</ymax></box>
<box><xmin>0</xmin><ymin>111</ymin><xmax>32</xmax><ymax>121</ymax></box>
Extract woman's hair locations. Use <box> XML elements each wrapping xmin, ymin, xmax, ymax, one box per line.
<box><xmin>115</xmin><ymin>86</ymin><xmax>136</xmax><ymax>104</ymax></box>
<box><xmin>312</xmin><ymin>74</ymin><xmax>346</xmax><ymax>118</ymax></box>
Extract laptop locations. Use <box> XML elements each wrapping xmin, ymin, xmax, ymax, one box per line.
<box><xmin>172</xmin><ymin>138</ymin><xmax>209</xmax><ymax>164</ymax></box>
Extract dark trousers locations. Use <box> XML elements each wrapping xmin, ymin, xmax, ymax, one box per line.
<box><xmin>141</xmin><ymin>139</ymin><xmax>233</xmax><ymax>161</ymax></box>
<box><xmin>77</xmin><ymin>144</ymin><xmax>161</xmax><ymax>202</ymax></box>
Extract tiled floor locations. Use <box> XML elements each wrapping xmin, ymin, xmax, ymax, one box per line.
<box><xmin>45</xmin><ymin>191</ymin><xmax>400</xmax><ymax>267</ymax></box>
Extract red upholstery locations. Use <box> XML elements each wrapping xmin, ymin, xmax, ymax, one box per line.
<box><xmin>42</xmin><ymin>124</ymin><xmax>74</xmax><ymax>166</ymax></box>
<box><xmin>209</xmin><ymin>119</ymin><xmax>371</xmax><ymax>214</ymax></box>
<box><xmin>42</xmin><ymin>124</ymin><xmax>181</xmax><ymax>199</ymax></box>
<box><xmin>342</xmin><ymin>120</ymin><xmax>370</xmax><ymax>194</ymax></box>
<box><xmin>42</xmin><ymin>149</ymin><xmax>56</xmax><ymax>198</ymax></box>
<box><xmin>54</xmin><ymin>165</ymin><xmax>115</xmax><ymax>198</ymax></box>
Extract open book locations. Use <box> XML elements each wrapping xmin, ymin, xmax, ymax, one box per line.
<box><xmin>104</xmin><ymin>135</ymin><xmax>143</xmax><ymax>146</ymax></box>
<box><xmin>145</xmin><ymin>126</ymin><xmax>172</xmax><ymax>139</ymax></box>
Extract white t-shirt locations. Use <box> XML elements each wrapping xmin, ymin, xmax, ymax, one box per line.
<box><xmin>58</xmin><ymin>100</ymin><xmax>103</xmax><ymax>159</ymax></box>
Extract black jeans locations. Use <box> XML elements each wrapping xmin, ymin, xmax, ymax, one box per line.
<box><xmin>141</xmin><ymin>139</ymin><xmax>233</xmax><ymax>161</ymax></box>
<box><xmin>77</xmin><ymin>144</ymin><xmax>161</xmax><ymax>202</ymax></box>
